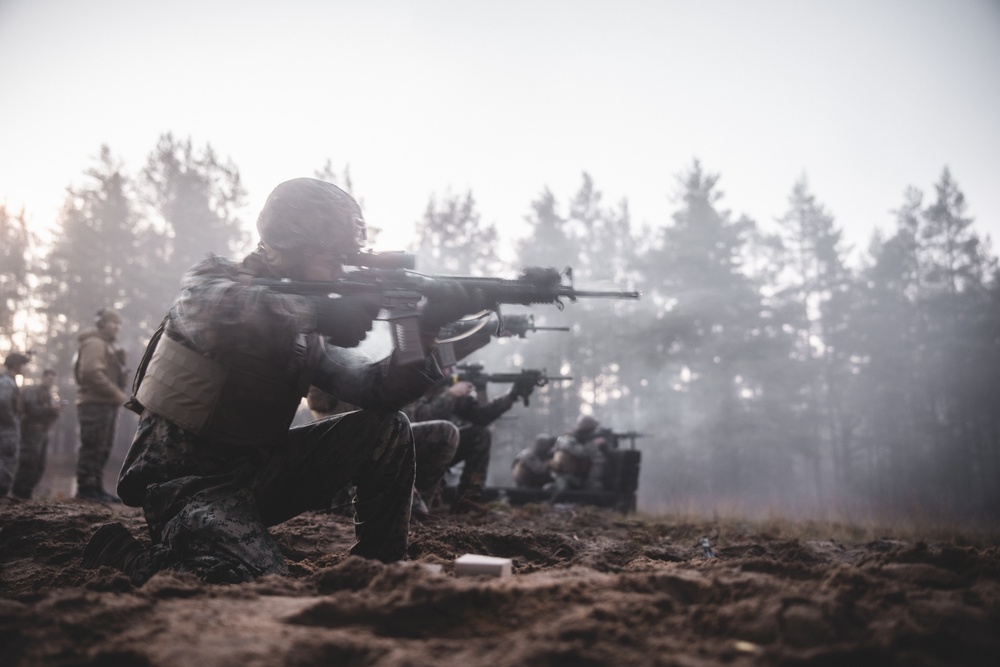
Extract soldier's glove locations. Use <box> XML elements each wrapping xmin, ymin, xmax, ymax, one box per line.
<box><xmin>312</xmin><ymin>296</ymin><xmax>380</xmax><ymax>348</ymax></box>
<box><xmin>419</xmin><ymin>283</ymin><xmax>491</xmax><ymax>332</ymax></box>
<box><xmin>509</xmin><ymin>377</ymin><xmax>537</xmax><ymax>406</ymax></box>
<box><xmin>513</xmin><ymin>377</ymin><xmax>537</xmax><ymax>399</ymax></box>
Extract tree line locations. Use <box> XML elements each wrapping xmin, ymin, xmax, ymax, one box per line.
<box><xmin>2</xmin><ymin>135</ymin><xmax>997</xmax><ymax>522</ymax></box>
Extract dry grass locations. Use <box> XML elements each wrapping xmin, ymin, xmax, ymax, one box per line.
<box><xmin>631</xmin><ymin>500</ymin><xmax>1000</xmax><ymax>547</ymax></box>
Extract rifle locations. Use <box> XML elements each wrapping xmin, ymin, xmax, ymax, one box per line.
<box><xmin>255</xmin><ymin>255</ymin><xmax>639</xmax><ymax>365</ymax></box>
<box><xmin>451</xmin><ymin>362</ymin><xmax>573</xmax><ymax>407</ymax></box>
<box><xmin>435</xmin><ymin>313</ymin><xmax>570</xmax><ymax>366</ymax></box>
<box><xmin>439</xmin><ymin>312</ymin><xmax>570</xmax><ymax>340</ymax></box>
<box><xmin>497</xmin><ymin>313</ymin><xmax>570</xmax><ymax>338</ymax></box>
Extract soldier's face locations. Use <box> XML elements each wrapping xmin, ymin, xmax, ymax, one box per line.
<box><xmin>100</xmin><ymin>320</ymin><xmax>122</xmax><ymax>339</ymax></box>
<box><xmin>299</xmin><ymin>250</ymin><xmax>347</xmax><ymax>281</ymax></box>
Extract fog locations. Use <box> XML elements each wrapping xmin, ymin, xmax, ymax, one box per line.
<box><xmin>3</xmin><ymin>152</ymin><xmax>996</xmax><ymax>525</ymax></box>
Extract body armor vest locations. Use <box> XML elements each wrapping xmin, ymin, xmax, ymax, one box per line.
<box><xmin>133</xmin><ymin>332</ymin><xmax>311</xmax><ymax>448</ymax></box>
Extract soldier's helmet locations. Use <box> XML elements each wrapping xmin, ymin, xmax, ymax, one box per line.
<box><xmin>257</xmin><ymin>178</ymin><xmax>366</xmax><ymax>254</ymax></box>
<box><xmin>531</xmin><ymin>434</ymin><xmax>556</xmax><ymax>456</ymax></box>
<box><xmin>574</xmin><ymin>415</ymin><xmax>600</xmax><ymax>435</ymax></box>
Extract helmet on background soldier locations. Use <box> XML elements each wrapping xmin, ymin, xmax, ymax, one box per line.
<box><xmin>573</xmin><ymin>415</ymin><xmax>599</xmax><ymax>436</ymax></box>
<box><xmin>256</xmin><ymin>178</ymin><xmax>366</xmax><ymax>255</ymax></box>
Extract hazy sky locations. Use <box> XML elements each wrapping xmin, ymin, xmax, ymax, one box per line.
<box><xmin>2</xmin><ymin>0</ymin><xmax>998</xmax><ymax>261</ymax></box>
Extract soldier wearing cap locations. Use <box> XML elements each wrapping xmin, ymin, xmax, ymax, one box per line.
<box><xmin>0</xmin><ymin>352</ymin><xmax>31</xmax><ymax>500</ymax></box>
<box><xmin>83</xmin><ymin>178</ymin><xmax>488</xmax><ymax>584</ymax></box>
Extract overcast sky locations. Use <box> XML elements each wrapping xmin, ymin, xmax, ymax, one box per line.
<box><xmin>2</xmin><ymin>0</ymin><xmax>998</xmax><ymax>262</ymax></box>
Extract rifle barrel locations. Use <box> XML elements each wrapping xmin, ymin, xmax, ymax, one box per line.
<box><xmin>567</xmin><ymin>289</ymin><xmax>640</xmax><ymax>299</ymax></box>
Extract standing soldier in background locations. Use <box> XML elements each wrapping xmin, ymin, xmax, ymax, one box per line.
<box><xmin>74</xmin><ymin>308</ymin><xmax>128</xmax><ymax>503</ymax></box>
<box><xmin>12</xmin><ymin>369</ymin><xmax>64</xmax><ymax>499</ymax></box>
<box><xmin>0</xmin><ymin>352</ymin><xmax>31</xmax><ymax>501</ymax></box>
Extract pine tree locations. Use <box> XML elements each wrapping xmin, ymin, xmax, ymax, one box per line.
<box><xmin>772</xmin><ymin>177</ymin><xmax>859</xmax><ymax>496</ymax></box>
<box><xmin>140</xmin><ymin>133</ymin><xmax>249</xmax><ymax>311</ymax></box>
<box><xmin>640</xmin><ymin>161</ymin><xmax>793</xmax><ymax>505</ymax></box>
<box><xmin>411</xmin><ymin>190</ymin><xmax>500</xmax><ymax>275</ymax></box>
<box><xmin>0</xmin><ymin>204</ymin><xmax>30</xmax><ymax>355</ymax></box>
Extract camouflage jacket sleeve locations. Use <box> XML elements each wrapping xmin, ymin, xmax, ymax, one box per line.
<box><xmin>171</xmin><ymin>254</ymin><xmax>316</xmax><ymax>356</ymax></box>
<box><xmin>451</xmin><ymin>392</ymin><xmax>515</xmax><ymax>426</ymax></box>
<box><xmin>0</xmin><ymin>375</ymin><xmax>18</xmax><ymax>427</ymax></box>
<box><xmin>554</xmin><ymin>434</ymin><xmax>589</xmax><ymax>459</ymax></box>
<box><xmin>22</xmin><ymin>386</ymin><xmax>59</xmax><ymax>425</ymax></box>
<box><xmin>311</xmin><ymin>344</ymin><xmax>443</xmax><ymax>412</ymax></box>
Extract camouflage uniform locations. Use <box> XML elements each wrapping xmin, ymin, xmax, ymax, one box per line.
<box><xmin>115</xmin><ymin>251</ymin><xmax>440</xmax><ymax>584</ymax></box>
<box><xmin>549</xmin><ymin>418</ymin><xmax>609</xmax><ymax>497</ymax></box>
<box><xmin>12</xmin><ymin>382</ymin><xmax>61</xmax><ymax>499</ymax></box>
<box><xmin>406</xmin><ymin>384</ymin><xmax>516</xmax><ymax>505</ymax></box>
<box><xmin>0</xmin><ymin>369</ymin><xmax>23</xmax><ymax>497</ymax></box>
<box><xmin>74</xmin><ymin>326</ymin><xmax>128</xmax><ymax>495</ymax></box>
<box><xmin>511</xmin><ymin>434</ymin><xmax>556</xmax><ymax>489</ymax></box>
<box><xmin>410</xmin><ymin>419</ymin><xmax>460</xmax><ymax>504</ymax></box>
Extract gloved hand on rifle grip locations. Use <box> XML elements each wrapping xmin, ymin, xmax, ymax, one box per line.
<box><xmin>312</xmin><ymin>296</ymin><xmax>380</xmax><ymax>348</ymax></box>
<box><xmin>510</xmin><ymin>377</ymin><xmax>537</xmax><ymax>405</ymax></box>
<box><xmin>418</xmin><ymin>283</ymin><xmax>491</xmax><ymax>332</ymax></box>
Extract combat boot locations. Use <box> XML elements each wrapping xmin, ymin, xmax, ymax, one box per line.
<box><xmin>81</xmin><ymin>522</ymin><xmax>144</xmax><ymax>574</ymax></box>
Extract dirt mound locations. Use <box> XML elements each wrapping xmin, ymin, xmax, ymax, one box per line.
<box><xmin>2</xmin><ymin>499</ymin><xmax>998</xmax><ymax>666</ymax></box>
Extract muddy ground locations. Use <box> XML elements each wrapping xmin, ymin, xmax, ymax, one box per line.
<box><xmin>1</xmin><ymin>499</ymin><xmax>998</xmax><ymax>667</ymax></box>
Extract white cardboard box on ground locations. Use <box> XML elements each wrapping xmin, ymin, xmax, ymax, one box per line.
<box><xmin>454</xmin><ymin>553</ymin><xmax>513</xmax><ymax>578</ymax></box>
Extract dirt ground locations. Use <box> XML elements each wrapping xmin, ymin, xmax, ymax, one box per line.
<box><xmin>1</xmin><ymin>499</ymin><xmax>998</xmax><ymax>667</ymax></box>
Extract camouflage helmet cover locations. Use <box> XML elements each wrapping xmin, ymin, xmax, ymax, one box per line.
<box><xmin>574</xmin><ymin>415</ymin><xmax>600</xmax><ymax>436</ymax></box>
<box><xmin>256</xmin><ymin>178</ymin><xmax>366</xmax><ymax>253</ymax></box>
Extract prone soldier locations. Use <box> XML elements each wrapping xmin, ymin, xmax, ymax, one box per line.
<box><xmin>511</xmin><ymin>433</ymin><xmax>557</xmax><ymax>489</ymax></box>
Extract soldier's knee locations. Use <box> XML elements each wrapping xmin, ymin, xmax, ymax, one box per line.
<box><xmin>351</xmin><ymin>409</ymin><xmax>410</xmax><ymax>438</ymax></box>
<box><xmin>367</xmin><ymin>410</ymin><xmax>413</xmax><ymax>461</ymax></box>
<box><xmin>444</xmin><ymin>422</ymin><xmax>460</xmax><ymax>448</ymax></box>
<box><xmin>385</xmin><ymin>410</ymin><xmax>411</xmax><ymax>440</ymax></box>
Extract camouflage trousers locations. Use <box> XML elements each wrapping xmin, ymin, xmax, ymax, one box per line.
<box><xmin>128</xmin><ymin>409</ymin><xmax>415</xmax><ymax>585</ymax></box>
<box><xmin>453</xmin><ymin>425</ymin><xmax>492</xmax><ymax>502</ymax></box>
<box><xmin>12</xmin><ymin>424</ymin><xmax>49</xmax><ymax>499</ymax></box>
<box><xmin>411</xmin><ymin>420</ymin><xmax>460</xmax><ymax>501</ymax></box>
<box><xmin>0</xmin><ymin>424</ymin><xmax>20</xmax><ymax>497</ymax></box>
<box><xmin>76</xmin><ymin>403</ymin><xmax>119</xmax><ymax>493</ymax></box>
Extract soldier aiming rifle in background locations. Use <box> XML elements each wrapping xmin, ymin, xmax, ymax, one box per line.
<box><xmin>406</xmin><ymin>363</ymin><xmax>572</xmax><ymax>513</ymax></box>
